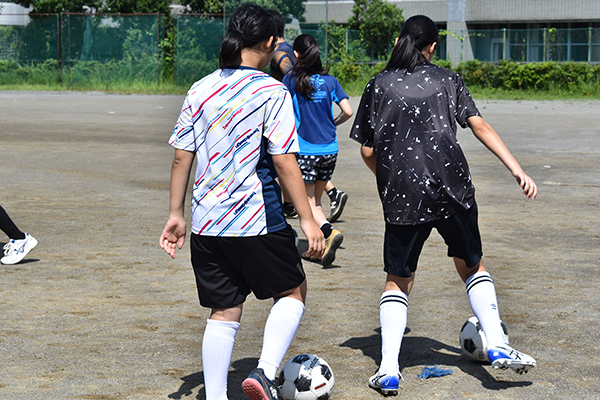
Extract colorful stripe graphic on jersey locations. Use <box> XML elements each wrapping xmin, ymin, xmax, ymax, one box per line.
<box><xmin>170</xmin><ymin>67</ymin><xmax>299</xmax><ymax>237</ymax></box>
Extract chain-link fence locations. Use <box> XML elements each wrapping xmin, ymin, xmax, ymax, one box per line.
<box><xmin>63</xmin><ymin>14</ymin><xmax>165</xmax><ymax>86</ymax></box>
<box><xmin>0</xmin><ymin>13</ymin><xmax>164</xmax><ymax>86</ymax></box>
<box><xmin>1</xmin><ymin>13</ymin><xmax>599</xmax><ymax>87</ymax></box>
<box><xmin>0</xmin><ymin>14</ymin><xmax>60</xmax><ymax>85</ymax></box>
<box><xmin>173</xmin><ymin>15</ymin><xmax>222</xmax><ymax>85</ymax></box>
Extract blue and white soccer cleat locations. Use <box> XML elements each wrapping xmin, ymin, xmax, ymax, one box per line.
<box><xmin>488</xmin><ymin>345</ymin><xmax>536</xmax><ymax>374</ymax></box>
<box><xmin>368</xmin><ymin>369</ymin><xmax>402</xmax><ymax>396</ymax></box>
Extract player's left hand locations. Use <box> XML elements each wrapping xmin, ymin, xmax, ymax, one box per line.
<box><xmin>513</xmin><ymin>170</ymin><xmax>537</xmax><ymax>200</ymax></box>
<box><xmin>159</xmin><ymin>216</ymin><xmax>187</xmax><ymax>258</ymax></box>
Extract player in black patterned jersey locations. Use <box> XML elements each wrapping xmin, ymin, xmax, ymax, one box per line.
<box><xmin>350</xmin><ymin>15</ymin><xmax>538</xmax><ymax>395</ymax></box>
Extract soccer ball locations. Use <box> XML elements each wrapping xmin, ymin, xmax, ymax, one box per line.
<box><xmin>459</xmin><ymin>316</ymin><xmax>509</xmax><ymax>362</ymax></box>
<box><xmin>279</xmin><ymin>354</ymin><xmax>335</xmax><ymax>400</ymax></box>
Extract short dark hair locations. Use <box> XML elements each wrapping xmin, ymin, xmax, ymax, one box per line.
<box><xmin>268</xmin><ymin>10</ymin><xmax>285</xmax><ymax>39</ymax></box>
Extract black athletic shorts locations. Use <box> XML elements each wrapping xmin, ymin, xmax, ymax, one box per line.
<box><xmin>190</xmin><ymin>225</ymin><xmax>305</xmax><ymax>309</ymax></box>
<box><xmin>295</xmin><ymin>153</ymin><xmax>337</xmax><ymax>184</ymax></box>
<box><xmin>383</xmin><ymin>203</ymin><xmax>483</xmax><ymax>278</ymax></box>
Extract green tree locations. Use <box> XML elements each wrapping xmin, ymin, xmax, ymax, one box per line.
<box><xmin>13</xmin><ymin>0</ymin><xmax>171</xmax><ymax>14</ymax></box>
<box><xmin>348</xmin><ymin>0</ymin><xmax>404</xmax><ymax>59</ymax></box>
<box><xmin>12</xmin><ymin>0</ymin><xmax>100</xmax><ymax>13</ymax></box>
<box><xmin>180</xmin><ymin>0</ymin><xmax>222</xmax><ymax>14</ymax></box>
<box><xmin>180</xmin><ymin>0</ymin><xmax>305</xmax><ymax>22</ymax></box>
<box><xmin>101</xmin><ymin>0</ymin><xmax>171</xmax><ymax>14</ymax></box>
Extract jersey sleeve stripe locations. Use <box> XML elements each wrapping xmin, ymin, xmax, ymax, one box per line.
<box><xmin>252</xmin><ymin>83</ymin><xmax>283</xmax><ymax>95</ymax></box>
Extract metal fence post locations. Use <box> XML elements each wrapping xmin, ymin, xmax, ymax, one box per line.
<box><xmin>325</xmin><ymin>0</ymin><xmax>329</xmax><ymax>65</ymax></box>
<box><xmin>57</xmin><ymin>13</ymin><xmax>62</xmax><ymax>85</ymax></box>
<box><xmin>589</xmin><ymin>26</ymin><xmax>592</xmax><ymax>63</ymax></box>
<box><xmin>543</xmin><ymin>27</ymin><xmax>547</xmax><ymax>61</ymax></box>
<box><xmin>345</xmin><ymin>28</ymin><xmax>348</xmax><ymax>57</ymax></box>
<box><xmin>502</xmin><ymin>28</ymin><xmax>506</xmax><ymax>60</ymax></box>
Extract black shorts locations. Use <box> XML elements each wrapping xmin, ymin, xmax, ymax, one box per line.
<box><xmin>383</xmin><ymin>203</ymin><xmax>483</xmax><ymax>278</ymax></box>
<box><xmin>190</xmin><ymin>225</ymin><xmax>305</xmax><ymax>309</ymax></box>
<box><xmin>296</xmin><ymin>153</ymin><xmax>337</xmax><ymax>184</ymax></box>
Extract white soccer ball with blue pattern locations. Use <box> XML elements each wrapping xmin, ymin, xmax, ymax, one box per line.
<box><xmin>279</xmin><ymin>354</ymin><xmax>335</xmax><ymax>400</ymax></box>
<box><xmin>459</xmin><ymin>316</ymin><xmax>509</xmax><ymax>362</ymax></box>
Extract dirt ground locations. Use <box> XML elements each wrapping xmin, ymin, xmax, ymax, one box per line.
<box><xmin>1</xmin><ymin>91</ymin><xmax>599</xmax><ymax>400</ymax></box>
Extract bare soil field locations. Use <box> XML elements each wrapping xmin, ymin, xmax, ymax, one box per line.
<box><xmin>1</xmin><ymin>91</ymin><xmax>599</xmax><ymax>399</ymax></box>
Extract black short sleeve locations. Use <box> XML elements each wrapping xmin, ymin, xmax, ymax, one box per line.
<box><xmin>350</xmin><ymin>77</ymin><xmax>377</xmax><ymax>147</ymax></box>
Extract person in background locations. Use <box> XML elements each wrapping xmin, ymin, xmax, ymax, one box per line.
<box><xmin>283</xmin><ymin>34</ymin><xmax>353</xmax><ymax>268</ymax></box>
<box><xmin>1</xmin><ymin>205</ymin><xmax>37</xmax><ymax>265</ymax></box>
<box><xmin>268</xmin><ymin>10</ymin><xmax>349</xmax><ymax>223</ymax></box>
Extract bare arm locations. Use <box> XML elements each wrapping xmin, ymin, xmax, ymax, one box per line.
<box><xmin>334</xmin><ymin>98</ymin><xmax>353</xmax><ymax>126</ymax></box>
<box><xmin>467</xmin><ymin>115</ymin><xmax>537</xmax><ymax>199</ymax></box>
<box><xmin>159</xmin><ymin>149</ymin><xmax>195</xmax><ymax>258</ymax></box>
<box><xmin>273</xmin><ymin>51</ymin><xmax>294</xmax><ymax>75</ymax></box>
<box><xmin>272</xmin><ymin>153</ymin><xmax>325</xmax><ymax>259</ymax></box>
<box><xmin>360</xmin><ymin>145</ymin><xmax>376</xmax><ymax>175</ymax></box>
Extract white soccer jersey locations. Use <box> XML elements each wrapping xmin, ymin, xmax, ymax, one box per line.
<box><xmin>170</xmin><ymin>67</ymin><xmax>299</xmax><ymax>237</ymax></box>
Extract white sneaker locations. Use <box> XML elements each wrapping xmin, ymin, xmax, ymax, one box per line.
<box><xmin>1</xmin><ymin>233</ymin><xmax>38</xmax><ymax>265</ymax></box>
<box><xmin>488</xmin><ymin>345</ymin><xmax>536</xmax><ymax>374</ymax></box>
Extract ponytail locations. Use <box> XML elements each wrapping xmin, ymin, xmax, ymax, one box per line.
<box><xmin>384</xmin><ymin>15</ymin><xmax>439</xmax><ymax>72</ymax></box>
<box><xmin>219</xmin><ymin>4</ymin><xmax>277</xmax><ymax>68</ymax></box>
<box><xmin>219</xmin><ymin>30</ymin><xmax>245</xmax><ymax>68</ymax></box>
<box><xmin>291</xmin><ymin>34</ymin><xmax>328</xmax><ymax>100</ymax></box>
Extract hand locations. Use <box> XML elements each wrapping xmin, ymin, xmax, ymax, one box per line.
<box><xmin>300</xmin><ymin>219</ymin><xmax>326</xmax><ymax>259</ymax></box>
<box><xmin>159</xmin><ymin>216</ymin><xmax>187</xmax><ymax>258</ymax></box>
<box><xmin>513</xmin><ymin>170</ymin><xmax>538</xmax><ymax>200</ymax></box>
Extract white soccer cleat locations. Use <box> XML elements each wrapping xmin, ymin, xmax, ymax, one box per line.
<box><xmin>1</xmin><ymin>233</ymin><xmax>38</xmax><ymax>265</ymax></box>
<box><xmin>488</xmin><ymin>345</ymin><xmax>536</xmax><ymax>374</ymax></box>
<box><xmin>368</xmin><ymin>369</ymin><xmax>403</xmax><ymax>396</ymax></box>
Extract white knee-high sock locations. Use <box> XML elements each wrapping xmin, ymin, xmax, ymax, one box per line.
<box><xmin>465</xmin><ymin>271</ymin><xmax>507</xmax><ymax>348</ymax></box>
<box><xmin>258</xmin><ymin>297</ymin><xmax>305</xmax><ymax>381</ymax></box>
<box><xmin>202</xmin><ymin>319</ymin><xmax>240</xmax><ymax>400</ymax></box>
<box><xmin>379</xmin><ymin>290</ymin><xmax>408</xmax><ymax>375</ymax></box>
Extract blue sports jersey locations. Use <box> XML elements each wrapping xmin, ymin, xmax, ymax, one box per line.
<box><xmin>283</xmin><ymin>73</ymin><xmax>348</xmax><ymax>156</ymax></box>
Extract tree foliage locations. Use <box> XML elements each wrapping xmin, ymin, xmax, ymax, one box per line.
<box><xmin>179</xmin><ymin>0</ymin><xmax>305</xmax><ymax>22</ymax></box>
<box><xmin>12</xmin><ymin>0</ymin><xmax>99</xmax><ymax>13</ymax></box>
<box><xmin>348</xmin><ymin>0</ymin><xmax>404</xmax><ymax>59</ymax></box>
<box><xmin>13</xmin><ymin>0</ymin><xmax>171</xmax><ymax>14</ymax></box>
<box><xmin>101</xmin><ymin>0</ymin><xmax>171</xmax><ymax>14</ymax></box>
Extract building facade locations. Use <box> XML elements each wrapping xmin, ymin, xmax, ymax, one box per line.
<box><xmin>303</xmin><ymin>0</ymin><xmax>600</xmax><ymax>63</ymax></box>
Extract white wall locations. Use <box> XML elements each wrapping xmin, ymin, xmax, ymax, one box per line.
<box><xmin>0</xmin><ymin>2</ymin><xmax>32</xmax><ymax>26</ymax></box>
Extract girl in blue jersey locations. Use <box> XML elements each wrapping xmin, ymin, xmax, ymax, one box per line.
<box><xmin>351</xmin><ymin>15</ymin><xmax>537</xmax><ymax>395</ymax></box>
<box><xmin>283</xmin><ymin>34</ymin><xmax>353</xmax><ymax>268</ymax></box>
<box><xmin>159</xmin><ymin>5</ymin><xmax>325</xmax><ymax>400</ymax></box>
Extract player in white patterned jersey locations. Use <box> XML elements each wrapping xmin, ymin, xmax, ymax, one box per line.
<box><xmin>159</xmin><ymin>5</ymin><xmax>324</xmax><ymax>400</ymax></box>
<box><xmin>170</xmin><ymin>66</ymin><xmax>299</xmax><ymax>237</ymax></box>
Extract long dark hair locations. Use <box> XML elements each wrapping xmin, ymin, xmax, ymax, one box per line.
<box><xmin>219</xmin><ymin>4</ymin><xmax>277</xmax><ymax>68</ymax></box>
<box><xmin>291</xmin><ymin>34</ymin><xmax>328</xmax><ymax>100</ymax></box>
<box><xmin>384</xmin><ymin>15</ymin><xmax>439</xmax><ymax>72</ymax></box>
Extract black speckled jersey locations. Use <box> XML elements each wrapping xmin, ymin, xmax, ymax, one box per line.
<box><xmin>350</xmin><ymin>62</ymin><xmax>481</xmax><ymax>225</ymax></box>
